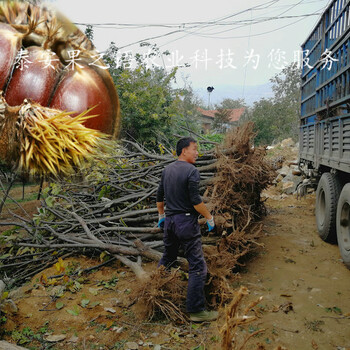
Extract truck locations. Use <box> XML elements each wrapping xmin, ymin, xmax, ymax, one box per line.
<box><xmin>299</xmin><ymin>0</ymin><xmax>350</xmax><ymax>269</ymax></box>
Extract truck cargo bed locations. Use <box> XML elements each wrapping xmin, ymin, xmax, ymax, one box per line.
<box><xmin>300</xmin><ymin>113</ymin><xmax>350</xmax><ymax>173</ymax></box>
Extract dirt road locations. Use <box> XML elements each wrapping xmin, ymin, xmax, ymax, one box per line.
<box><xmin>1</xmin><ymin>186</ymin><xmax>350</xmax><ymax>350</ymax></box>
<box><xmin>238</xmin><ymin>189</ymin><xmax>350</xmax><ymax>349</ymax></box>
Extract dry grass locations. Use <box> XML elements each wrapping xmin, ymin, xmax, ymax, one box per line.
<box><xmin>220</xmin><ymin>286</ymin><xmax>264</xmax><ymax>350</ymax></box>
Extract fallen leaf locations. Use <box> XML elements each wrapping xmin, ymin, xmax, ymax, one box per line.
<box><xmin>54</xmin><ymin>258</ymin><xmax>65</xmax><ymax>274</ymax></box>
<box><xmin>89</xmin><ymin>288</ymin><xmax>99</xmax><ymax>296</ymax></box>
<box><xmin>45</xmin><ymin>334</ymin><xmax>67</xmax><ymax>342</ymax></box>
<box><xmin>55</xmin><ymin>301</ymin><xmax>64</xmax><ymax>310</ymax></box>
<box><xmin>104</xmin><ymin>307</ymin><xmax>116</xmax><ymax>314</ymax></box>
<box><xmin>81</xmin><ymin>299</ymin><xmax>90</xmax><ymax>308</ymax></box>
<box><xmin>67</xmin><ymin>335</ymin><xmax>79</xmax><ymax>343</ymax></box>
<box><xmin>125</xmin><ymin>341</ymin><xmax>139</xmax><ymax>349</ymax></box>
<box><xmin>311</xmin><ymin>339</ymin><xmax>318</xmax><ymax>349</ymax></box>
<box><xmin>66</xmin><ymin>305</ymin><xmax>80</xmax><ymax>316</ymax></box>
<box><xmin>89</xmin><ymin>301</ymin><xmax>100</xmax><ymax>308</ymax></box>
<box><xmin>284</xmin><ymin>258</ymin><xmax>296</xmax><ymax>264</ymax></box>
<box><xmin>112</xmin><ymin>326</ymin><xmax>124</xmax><ymax>333</ymax></box>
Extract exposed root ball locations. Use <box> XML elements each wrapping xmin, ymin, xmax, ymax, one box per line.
<box><xmin>204</xmin><ymin>224</ymin><xmax>264</xmax><ymax>306</ymax></box>
<box><xmin>133</xmin><ymin>266</ymin><xmax>187</xmax><ymax>323</ymax></box>
<box><xmin>206</xmin><ymin>122</ymin><xmax>275</xmax><ymax>231</ymax></box>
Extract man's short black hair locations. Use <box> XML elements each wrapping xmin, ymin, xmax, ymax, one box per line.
<box><xmin>176</xmin><ymin>137</ymin><xmax>197</xmax><ymax>156</ymax></box>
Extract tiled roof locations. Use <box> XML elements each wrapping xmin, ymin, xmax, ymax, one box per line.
<box><xmin>197</xmin><ymin>107</ymin><xmax>245</xmax><ymax>122</ymax></box>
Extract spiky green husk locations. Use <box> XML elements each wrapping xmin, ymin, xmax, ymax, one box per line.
<box><xmin>17</xmin><ymin>101</ymin><xmax>108</xmax><ymax>176</ymax></box>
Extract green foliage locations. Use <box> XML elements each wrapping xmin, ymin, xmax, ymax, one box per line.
<box><xmin>212</xmin><ymin>98</ymin><xmax>247</xmax><ymax>133</ymax></box>
<box><xmin>84</xmin><ymin>24</ymin><xmax>94</xmax><ymax>42</ymax></box>
<box><xmin>0</xmin><ymin>314</ymin><xmax>6</xmax><ymax>325</ymax></box>
<box><xmin>38</xmin><ymin>321</ymin><xmax>51</xmax><ymax>334</ymax></box>
<box><xmin>11</xmin><ymin>327</ymin><xmax>43</xmax><ymax>345</ymax></box>
<box><xmin>98</xmin><ymin>185</ymin><xmax>111</xmax><ymax>200</ymax></box>
<box><xmin>12</xmin><ymin>328</ymin><xmax>33</xmax><ymax>345</ymax></box>
<box><xmin>248</xmin><ymin>62</ymin><xmax>301</xmax><ymax>145</ymax></box>
<box><xmin>112</xmin><ymin>340</ymin><xmax>127</xmax><ymax>349</ymax></box>
<box><xmin>271</xmin><ymin>62</ymin><xmax>301</xmax><ymax>112</ymax></box>
<box><xmin>215</xmin><ymin>98</ymin><xmax>246</xmax><ymax>110</ymax></box>
<box><xmin>249</xmin><ymin>98</ymin><xmax>279</xmax><ymax>145</ymax></box>
<box><xmin>66</xmin><ymin>305</ymin><xmax>80</xmax><ymax>316</ymax></box>
<box><xmin>97</xmin><ymin>276</ymin><xmax>119</xmax><ymax>289</ymax></box>
<box><xmin>270</xmin><ymin>62</ymin><xmax>301</xmax><ymax>139</ymax></box>
<box><xmin>103</xmin><ymin>42</ymin><xmax>201</xmax><ymax>148</ymax></box>
<box><xmin>80</xmin><ymin>299</ymin><xmax>90</xmax><ymax>308</ymax></box>
<box><xmin>10</xmin><ymin>322</ymin><xmax>54</xmax><ymax>347</ymax></box>
<box><xmin>55</xmin><ymin>301</ymin><xmax>64</xmax><ymax>310</ymax></box>
<box><xmin>325</xmin><ymin>306</ymin><xmax>342</xmax><ymax>315</ymax></box>
<box><xmin>212</xmin><ymin>109</ymin><xmax>231</xmax><ymax>133</ymax></box>
<box><xmin>172</xmin><ymin>83</ymin><xmax>202</xmax><ymax>135</ymax></box>
<box><xmin>199</xmin><ymin>133</ymin><xmax>224</xmax><ymax>151</ymax></box>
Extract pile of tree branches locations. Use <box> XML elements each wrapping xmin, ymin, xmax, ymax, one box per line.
<box><xmin>0</xmin><ymin>134</ymin><xmax>216</xmax><ymax>284</ymax></box>
<box><xmin>0</xmin><ymin>123</ymin><xmax>275</xmax><ymax>320</ymax></box>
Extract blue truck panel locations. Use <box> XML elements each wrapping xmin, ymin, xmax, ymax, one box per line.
<box><xmin>301</xmin><ymin>0</ymin><xmax>350</xmax><ymax>127</ymax></box>
<box><xmin>300</xmin><ymin>0</ymin><xmax>350</xmax><ymax>270</ymax></box>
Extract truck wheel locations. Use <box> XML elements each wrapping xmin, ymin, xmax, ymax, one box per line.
<box><xmin>315</xmin><ymin>173</ymin><xmax>341</xmax><ymax>242</ymax></box>
<box><xmin>336</xmin><ymin>184</ymin><xmax>350</xmax><ymax>269</ymax></box>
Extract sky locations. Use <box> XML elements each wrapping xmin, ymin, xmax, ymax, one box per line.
<box><xmin>48</xmin><ymin>0</ymin><xmax>331</xmax><ymax>105</ymax></box>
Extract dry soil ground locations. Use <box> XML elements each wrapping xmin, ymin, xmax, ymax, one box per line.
<box><xmin>1</xmin><ymin>184</ymin><xmax>350</xmax><ymax>350</ymax></box>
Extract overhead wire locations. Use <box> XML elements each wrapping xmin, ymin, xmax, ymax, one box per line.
<box><xmin>160</xmin><ymin>0</ymin><xmax>329</xmax><ymax>42</ymax></box>
<box><xmin>73</xmin><ymin>0</ymin><xmax>323</xmax><ymax>29</ymax></box>
<box><xmin>74</xmin><ymin>0</ymin><xmax>330</xmax><ymax>51</ymax></box>
<box><xmin>158</xmin><ymin>0</ymin><xmax>281</xmax><ymax>48</ymax></box>
<box><xmin>95</xmin><ymin>0</ymin><xmax>282</xmax><ymax>51</ymax></box>
<box><xmin>180</xmin><ymin>10</ymin><xmax>325</xmax><ymax>39</ymax></box>
<box><xmin>242</xmin><ymin>3</ymin><xmax>253</xmax><ymax>100</ymax></box>
<box><xmin>188</xmin><ymin>0</ymin><xmax>306</xmax><ymax>37</ymax></box>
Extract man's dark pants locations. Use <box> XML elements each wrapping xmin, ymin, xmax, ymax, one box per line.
<box><xmin>158</xmin><ymin>213</ymin><xmax>207</xmax><ymax>313</ymax></box>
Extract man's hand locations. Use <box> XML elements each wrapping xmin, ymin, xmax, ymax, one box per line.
<box><xmin>207</xmin><ymin>216</ymin><xmax>215</xmax><ymax>231</ymax></box>
<box><xmin>158</xmin><ymin>213</ymin><xmax>165</xmax><ymax>228</ymax></box>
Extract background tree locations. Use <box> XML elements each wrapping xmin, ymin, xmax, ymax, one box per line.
<box><xmin>270</xmin><ymin>62</ymin><xmax>301</xmax><ymax>139</ymax></box>
<box><xmin>248</xmin><ymin>62</ymin><xmax>301</xmax><ymax>145</ymax></box>
<box><xmin>215</xmin><ymin>98</ymin><xmax>246</xmax><ymax>110</ymax></box>
<box><xmin>248</xmin><ymin>99</ymin><xmax>280</xmax><ymax>145</ymax></box>
<box><xmin>213</xmin><ymin>109</ymin><xmax>231</xmax><ymax>133</ymax></box>
<box><xmin>212</xmin><ymin>98</ymin><xmax>247</xmax><ymax>133</ymax></box>
<box><xmin>173</xmin><ymin>82</ymin><xmax>202</xmax><ymax>134</ymax></box>
<box><xmin>271</xmin><ymin>62</ymin><xmax>301</xmax><ymax>111</ymax></box>
<box><xmin>84</xmin><ymin>24</ymin><xmax>94</xmax><ymax>42</ymax></box>
<box><xmin>103</xmin><ymin>42</ymin><xmax>200</xmax><ymax>147</ymax></box>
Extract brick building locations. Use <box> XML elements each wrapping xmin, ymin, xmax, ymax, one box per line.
<box><xmin>197</xmin><ymin>107</ymin><xmax>246</xmax><ymax>133</ymax></box>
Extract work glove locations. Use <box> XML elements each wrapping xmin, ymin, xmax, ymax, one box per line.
<box><xmin>206</xmin><ymin>216</ymin><xmax>215</xmax><ymax>232</ymax></box>
<box><xmin>158</xmin><ymin>213</ymin><xmax>165</xmax><ymax>228</ymax></box>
